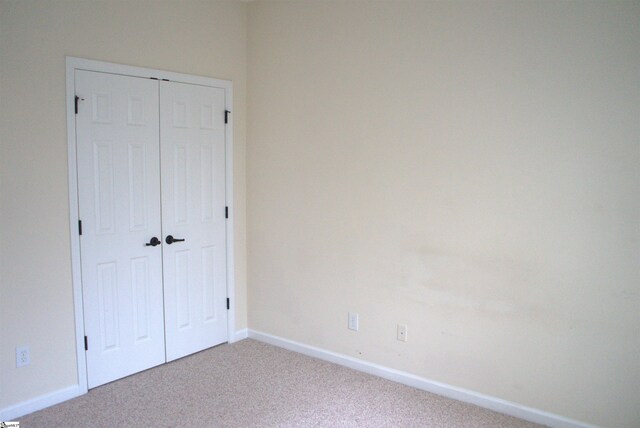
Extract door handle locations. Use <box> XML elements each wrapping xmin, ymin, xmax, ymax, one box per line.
<box><xmin>145</xmin><ymin>237</ymin><xmax>161</xmax><ymax>247</ymax></box>
<box><xmin>165</xmin><ymin>235</ymin><xmax>185</xmax><ymax>245</ymax></box>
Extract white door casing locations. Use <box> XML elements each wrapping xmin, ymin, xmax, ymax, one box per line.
<box><xmin>76</xmin><ymin>70</ymin><xmax>166</xmax><ymax>388</ymax></box>
<box><xmin>160</xmin><ymin>81</ymin><xmax>228</xmax><ymax>361</ymax></box>
<box><xmin>68</xmin><ymin>58</ymin><xmax>234</xmax><ymax>393</ymax></box>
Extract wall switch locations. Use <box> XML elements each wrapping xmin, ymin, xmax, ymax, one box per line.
<box><xmin>16</xmin><ymin>346</ymin><xmax>30</xmax><ymax>368</ymax></box>
<box><xmin>348</xmin><ymin>312</ymin><xmax>359</xmax><ymax>331</ymax></box>
<box><xmin>397</xmin><ymin>324</ymin><xmax>408</xmax><ymax>342</ymax></box>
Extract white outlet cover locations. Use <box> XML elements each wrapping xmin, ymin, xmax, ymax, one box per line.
<box><xmin>397</xmin><ymin>324</ymin><xmax>408</xmax><ymax>342</ymax></box>
<box><xmin>348</xmin><ymin>312</ymin><xmax>359</xmax><ymax>331</ymax></box>
<box><xmin>16</xmin><ymin>346</ymin><xmax>30</xmax><ymax>368</ymax></box>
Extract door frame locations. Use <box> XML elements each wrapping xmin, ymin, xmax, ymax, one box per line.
<box><xmin>65</xmin><ymin>56</ymin><xmax>236</xmax><ymax>393</ymax></box>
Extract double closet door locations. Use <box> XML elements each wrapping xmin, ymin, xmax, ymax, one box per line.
<box><xmin>76</xmin><ymin>70</ymin><xmax>228</xmax><ymax>388</ymax></box>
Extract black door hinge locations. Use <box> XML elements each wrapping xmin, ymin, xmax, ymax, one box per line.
<box><xmin>225</xmin><ymin>110</ymin><xmax>230</xmax><ymax>124</ymax></box>
<box><xmin>75</xmin><ymin>96</ymin><xmax>84</xmax><ymax>114</ymax></box>
<box><xmin>84</xmin><ymin>336</ymin><xmax>88</xmax><ymax>351</ymax></box>
<box><xmin>78</xmin><ymin>220</ymin><xmax>83</xmax><ymax>235</ymax></box>
<box><xmin>225</xmin><ymin>206</ymin><xmax>229</xmax><ymax>219</ymax></box>
<box><xmin>226</xmin><ymin>298</ymin><xmax>230</xmax><ymax>310</ymax></box>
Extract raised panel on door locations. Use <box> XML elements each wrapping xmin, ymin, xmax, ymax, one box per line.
<box><xmin>76</xmin><ymin>70</ymin><xmax>165</xmax><ymax>388</ymax></box>
<box><xmin>160</xmin><ymin>81</ymin><xmax>228</xmax><ymax>361</ymax></box>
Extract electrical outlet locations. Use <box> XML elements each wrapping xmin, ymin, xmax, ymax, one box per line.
<box><xmin>16</xmin><ymin>346</ymin><xmax>30</xmax><ymax>368</ymax></box>
<box><xmin>348</xmin><ymin>312</ymin><xmax>359</xmax><ymax>331</ymax></box>
<box><xmin>397</xmin><ymin>324</ymin><xmax>408</xmax><ymax>342</ymax></box>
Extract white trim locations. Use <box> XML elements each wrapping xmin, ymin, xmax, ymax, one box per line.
<box><xmin>0</xmin><ymin>385</ymin><xmax>82</xmax><ymax>421</ymax></box>
<box><xmin>66</xmin><ymin>57</ymin><xmax>232</xmax><ymax>89</ymax></box>
<box><xmin>224</xmin><ymin>83</ymin><xmax>236</xmax><ymax>344</ymax></box>
<box><xmin>231</xmin><ymin>328</ymin><xmax>248</xmax><ymax>343</ymax></box>
<box><xmin>65</xmin><ymin>56</ymin><xmax>235</xmax><ymax>393</ymax></box>
<box><xmin>65</xmin><ymin>58</ymin><xmax>89</xmax><ymax>398</ymax></box>
<box><xmin>248</xmin><ymin>330</ymin><xmax>598</xmax><ymax>428</ymax></box>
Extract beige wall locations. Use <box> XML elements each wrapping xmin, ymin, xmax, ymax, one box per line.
<box><xmin>0</xmin><ymin>0</ymin><xmax>247</xmax><ymax>409</ymax></box>
<box><xmin>247</xmin><ymin>1</ymin><xmax>639</xmax><ymax>427</ymax></box>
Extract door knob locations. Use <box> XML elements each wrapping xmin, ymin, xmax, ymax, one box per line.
<box><xmin>145</xmin><ymin>237</ymin><xmax>161</xmax><ymax>247</ymax></box>
<box><xmin>165</xmin><ymin>235</ymin><xmax>185</xmax><ymax>245</ymax></box>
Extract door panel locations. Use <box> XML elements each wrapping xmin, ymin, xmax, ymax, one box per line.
<box><xmin>160</xmin><ymin>81</ymin><xmax>228</xmax><ymax>361</ymax></box>
<box><xmin>76</xmin><ymin>70</ymin><xmax>165</xmax><ymax>388</ymax></box>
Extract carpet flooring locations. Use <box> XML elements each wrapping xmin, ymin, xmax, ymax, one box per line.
<box><xmin>19</xmin><ymin>339</ymin><xmax>544</xmax><ymax>427</ymax></box>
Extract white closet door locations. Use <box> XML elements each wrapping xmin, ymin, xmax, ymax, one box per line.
<box><xmin>160</xmin><ymin>81</ymin><xmax>228</xmax><ymax>361</ymax></box>
<box><xmin>76</xmin><ymin>70</ymin><xmax>165</xmax><ymax>388</ymax></box>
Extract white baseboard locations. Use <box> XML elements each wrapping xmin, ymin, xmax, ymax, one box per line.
<box><xmin>231</xmin><ymin>328</ymin><xmax>248</xmax><ymax>343</ymax></box>
<box><xmin>248</xmin><ymin>330</ymin><xmax>598</xmax><ymax>428</ymax></box>
<box><xmin>0</xmin><ymin>331</ymin><xmax>598</xmax><ymax>427</ymax></box>
<box><xmin>0</xmin><ymin>384</ymin><xmax>82</xmax><ymax>421</ymax></box>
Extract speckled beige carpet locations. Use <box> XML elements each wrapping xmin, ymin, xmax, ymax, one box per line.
<box><xmin>19</xmin><ymin>339</ymin><xmax>543</xmax><ymax>427</ymax></box>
